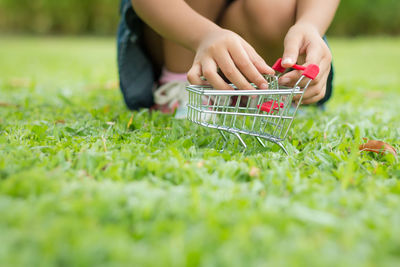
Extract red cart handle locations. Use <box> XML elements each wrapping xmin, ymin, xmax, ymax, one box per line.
<box><xmin>272</xmin><ymin>58</ymin><xmax>319</xmax><ymax>80</ymax></box>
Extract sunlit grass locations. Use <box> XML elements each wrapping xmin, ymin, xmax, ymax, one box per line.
<box><xmin>0</xmin><ymin>36</ymin><xmax>399</xmax><ymax>266</ymax></box>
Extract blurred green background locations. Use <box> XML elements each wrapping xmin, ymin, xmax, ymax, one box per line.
<box><xmin>0</xmin><ymin>0</ymin><xmax>399</xmax><ymax>36</ymax></box>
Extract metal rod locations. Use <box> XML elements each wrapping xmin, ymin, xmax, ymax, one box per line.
<box><xmin>234</xmin><ymin>132</ymin><xmax>247</xmax><ymax>148</ymax></box>
<box><xmin>218</xmin><ymin>129</ymin><xmax>228</xmax><ymax>152</ymax></box>
<box><xmin>256</xmin><ymin>137</ymin><xmax>266</xmax><ymax>148</ymax></box>
<box><xmin>186</xmin><ymin>106</ymin><xmax>293</xmax><ymax>120</ymax></box>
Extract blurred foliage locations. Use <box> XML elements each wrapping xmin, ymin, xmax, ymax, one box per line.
<box><xmin>1</xmin><ymin>36</ymin><xmax>400</xmax><ymax>266</ymax></box>
<box><xmin>329</xmin><ymin>0</ymin><xmax>400</xmax><ymax>35</ymax></box>
<box><xmin>0</xmin><ymin>0</ymin><xmax>399</xmax><ymax>35</ymax></box>
<box><xmin>0</xmin><ymin>0</ymin><xmax>119</xmax><ymax>35</ymax></box>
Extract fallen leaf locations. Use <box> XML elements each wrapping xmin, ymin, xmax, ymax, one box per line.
<box><xmin>249</xmin><ymin>166</ymin><xmax>260</xmax><ymax>178</ymax></box>
<box><xmin>364</xmin><ymin>91</ymin><xmax>384</xmax><ymax>99</ymax></box>
<box><xmin>101</xmin><ymin>163</ymin><xmax>110</xmax><ymax>171</ymax></box>
<box><xmin>196</xmin><ymin>161</ymin><xmax>204</xmax><ymax>168</ymax></box>
<box><xmin>101</xmin><ymin>135</ymin><xmax>107</xmax><ymax>152</ymax></box>
<box><xmin>78</xmin><ymin>170</ymin><xmax>93</xmax><ymax>179</ymax></box>
<box><xmin>55</xmin><ymin>119</ymin><xmax>66</xmax><ymax>124</ymax></box>
<box><xmin>359</xmin><ymin>139</ymin><xmax>397</xmax><ymax>156</ymax></box>
<box><xmin>103</xmin><ymin>105</ymin><xmax>110</xmax><ymax>113</ymax></box>
<box><xmin>127</xmin><ymin>115</ymin><xmax>133</xmax><ymax>129</ymax></box>
<box><xmin>9</xmin><ymin>77</ymin><xmax>31</xmax><ymax>88</ymax></box>
<box><xmin>0</xmin><ymin>102</ymin><xmax>18</xmax><ymax>108</ymax></box>
<box><xmin>85</xmin><ymin>81</ymin><xmax>119</xmax><ymax>90</ymax></box>
<box><xmin>105</xmin><ymin>81</ymin><xmax>119</xmax><ymax>90</ymax></box>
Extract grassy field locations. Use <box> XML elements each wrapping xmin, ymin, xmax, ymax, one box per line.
<box><xmin>1</xmin><ymin>36</ymin><xmax>400</xmax><ymax>266</ymax></box>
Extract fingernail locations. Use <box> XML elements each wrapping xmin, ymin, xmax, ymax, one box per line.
<box><xmin>280</xmin><ymin>78</ymin><xmax>290</xmax><ymax>85</ymax></box>
<box><xmin>282</xmin><ymin>58</ymin><xmax>293</xmax><ymax>66</ymax></box>
<box><xmin>260</xmin><ymin>83</ymin><xmax>268</xmax><ymax>89</ymax></box>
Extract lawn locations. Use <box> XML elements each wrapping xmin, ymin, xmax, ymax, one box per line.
<box><xmin>0</xmin><ymin>36</ymin><xmax>400</xmax><ymax>266</ymax></box>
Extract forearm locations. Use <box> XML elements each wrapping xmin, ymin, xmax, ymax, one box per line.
<box><xmin>295</xmin><ymin>0</ymin><xmax>340</xmax><ymax>35</ymax></box>
<box><xmin>131</xmin><ymin>0</ymin><xmax>219</xmax><ymax>51</ymax></box>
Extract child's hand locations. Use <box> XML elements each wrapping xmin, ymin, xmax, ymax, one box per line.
<box><xmin>279</xmin><ymin>23</ymin><xmax>332</xmax><ymax>104</ymax></box>
<box><xmin>187</xmin><ymin>29</ymin><xmax>274</xmax><ymax>90</ymax></box>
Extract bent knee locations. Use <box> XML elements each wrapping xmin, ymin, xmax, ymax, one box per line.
<box><xmin>242</xmin><ymin>0</ymin><xmax>296</xmax><ymax>44</ymax></box>
<box><xmin>186</xmin><ymin>0</ymin><xmax>226</xmax><ymax>21</ymax></box>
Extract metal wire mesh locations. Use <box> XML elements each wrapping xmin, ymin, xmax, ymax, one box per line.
<box><xmin>186</xmin><ymin>74</ymin><xmax>310</xmax><ymax>153</ymax></box>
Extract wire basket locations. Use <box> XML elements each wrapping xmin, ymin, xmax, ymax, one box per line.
<box><xmin>186</xmin><ymin>58</ymin><xmax>319</xmax><ymax>154</ymax></box>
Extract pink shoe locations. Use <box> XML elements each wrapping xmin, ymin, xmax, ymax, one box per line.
<box><xmin>153</xmin><ymin>81</ymin><xmax>189</xmax><ymax>119</ymax></box>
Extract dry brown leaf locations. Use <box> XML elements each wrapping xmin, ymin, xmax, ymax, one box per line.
<box><xmin>127</xmin><ymin>114</ymin><xmax>133</xmax><ymax>129</ymax></box>
<box><xmin>78</xmin><ymin>170</ymin><xmax>93</xmax><ymax>179</ymax></box>
<box><xmin>105</xmin><ymin>81</ymin><xmax>119</xmax><ymax>90</ymax></box>
<box><xmin>101</xmin><ymin>163</ymin><xmax>110</xmax><ymax>171</ymax></box>
<box><xmin>85</xmin><ymin>81</ymin><xmax>119</xmax><ymax>91</ymax></box>
<box><xmin>359</xmin><ymin>139</ymin><xmax>397</xmax><ymax>156</ymax></box>
<box><xmin>364</xmin><ymin>91</ymin><xmax>384</xmax><ymax>99</ymax></box>
<box><xmin>249</xmin><ymin>166</ymin><xmax>260</xmax><ymax>178</ymax></box>
<box><xmin>101</xmin><ymin>135</ymin><xmax>107</xmax><ymax>152</ymax></box>
<box><xmin>55</xmin><ymin>119</ymin><xmax>66</xmax><ymax>124</ymax></box>
<box><xmin>0</xmin><ymin>102</ymin><xmax>18</xmax><ymax>108</ymax></box>
<box><xmin>103</xmin><ymin>105</ymin><xmax>110</xmax><ymax>113</ymax></box>
<box><xmin>10</xmin><ymin>77</ymin><xmax>31</xmax><ymax>87</ymax></box>
<box><xmin>196</xmin><ymin>161</ymin><xmax>205</xmax><ymax>168</ymax></box>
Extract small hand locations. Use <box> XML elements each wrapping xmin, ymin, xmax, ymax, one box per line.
<box><xmin>187</xmin><ymin>29</ymin><xmax>274</xmax><ymax>90</ymax></box>
<box><xmin>279</xmin><ymin>23</ymin><xmax>332</xmax><ymax>104</ymax></box>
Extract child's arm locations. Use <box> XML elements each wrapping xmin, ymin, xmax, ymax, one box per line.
<box><xmin>132</xmin><ymin>0</ymin><xmax>217</xmax><ymax>51</ymax></box>
<box><xmin>131</xmin><ymin>0</ymin><xmax>274</xmax><ymax>90</ymax></box>
<box><xmin>280</xmin><ymin>0</ymin><xmax>340</xmax><ymax>104</ymax></box>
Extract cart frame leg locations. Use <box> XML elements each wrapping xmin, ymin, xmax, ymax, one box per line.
<box><xmin>233</xmin><ymin>132</ymin><xmax>247</xmax><ymax>149</ymax></box>
<box><xmin>257</xmin><ymin>137</ymin><xmax>288</xmax><ymax>155</ymax></box>
<box><xmin>256</xmin><ymin>137</ymin><xmax>266</xmax><ymax>148</ymax></box>
<box><xmin>218</xmin><ymin>130</ymin><xmax>228</xmax><ymax>152</ymax></box>
<box><xmin>275</xmin><ymin>141</ymin><xmax>288</xmax><ymax>155</ymax></box>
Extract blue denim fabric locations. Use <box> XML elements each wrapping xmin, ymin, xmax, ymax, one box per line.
<box><xmin>319</xmin><ymin>36</ymin><xmax>334</xmax><ymax>106</ymax></box>
<box><xmin>117</xmin><ymin>0</ymin><xmax>154</xmax><ymax>110</ymax></box>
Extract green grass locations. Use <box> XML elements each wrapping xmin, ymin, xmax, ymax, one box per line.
<box><xmin>1</xmin><ymin>36</ymin><xmax>400</xmax><ymax>267</ymax></box>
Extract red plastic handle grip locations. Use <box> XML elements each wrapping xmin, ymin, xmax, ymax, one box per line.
<box><xmin>272</xmin><ymin>58</ymin><xmax>319</xmax><ymax>80</ymax></box>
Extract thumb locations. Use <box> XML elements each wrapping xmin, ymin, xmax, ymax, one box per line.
<box><xmin>282</xmin><ymin>31</ymin><xmax>302</xmax><ymax>68</ymax></box>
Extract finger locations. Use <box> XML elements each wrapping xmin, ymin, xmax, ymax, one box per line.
<box><xmin>201</xmin><ymin>59</ymin><xmax>233</xmax><ymax>90</ymax></box>
<box><xmin>281</xmin><ymin>48</ymin><xmax>328</xmax><ymax>96</ymax></box>
<box><xmin>226</xmin><ymin>45</ymin><xmax>269</xmax><ymax>89</ymax></box>
<box><xmin>301</xmin><ymin>83</ymin><xmax>327</xmax><ymax>104</ymax></box>
<box><xmin>282</xmin><ymin>31</ymin><xmax>303</xmax><ymax>68</ymax></box>
<box><xmin>242</xmin><ymin>42</ymin><xmax>274</xmax><ymax>76</ymax></box>
<box><xmin>227</xmin><ymin>42</ymin><xmax>269</xmax><ymax>89</ymax></box>
<box><xmin>305</xmin><ymin>40</ymin><xmax>331</xmax><ymax>66</ymax></box>
<box><xmin>305</xmin><ymin>42</ymin><xmax>322</xmax><ymax>66</ymax></box>
<box><xmin>301</xmin><ymin>53</ymin><xmax>331</xmax><ymax>93</ymax></box>
<box><xmin>187</xmin><ymin>63</ymin><xmax>204</xmax><ymax>85</ymax></box>
<box><xmin>296</xmin><ymin>75</ymin><xmax>328</xmax><ymax>102</ymax></box>
<box><xmin>214</xmin><ymin>50</ymin><xmax>256</xmax><ymax>90</ymax></box>
<box><xmin>298</xmin><ymin>84</ymin><xmax>320</xmax><ymax>102</ymax></box>
<box><xmin>279</xmin><ymin>70</ymin><xmax>303</xmax><ymax>88</ymax></box>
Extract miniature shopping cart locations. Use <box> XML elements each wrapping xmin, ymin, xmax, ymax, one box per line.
<box><xmin>186</xmin><ymin>58</ymin><xmax>319</xmax><ymax>154</ymax></box>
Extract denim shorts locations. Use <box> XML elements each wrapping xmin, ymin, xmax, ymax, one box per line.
<box><xmin>117</xmin><ymin>0</ymin><xmax>333</xmax><ymax>110</ymax></box>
